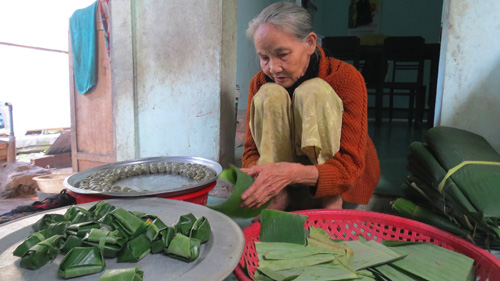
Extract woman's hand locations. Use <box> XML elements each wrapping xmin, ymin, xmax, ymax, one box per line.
<box><xmin>240</xmin><ymin>162</ymin><xmax>319</xmax><ymax>209</ymax></box>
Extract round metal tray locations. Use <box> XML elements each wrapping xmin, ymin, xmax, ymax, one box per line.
<box><xmin>0</xmin><ymin>198</ymin><xmax>244</xmax><ymax>281</ymax></box>
<box><xmin>64</xmin><ymin>156</ymin><xmax>222</xmax><ymax>198</ymax></box>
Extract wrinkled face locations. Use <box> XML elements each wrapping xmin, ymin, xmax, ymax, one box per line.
<box><xmin>253</xmin><ymin>23</ymin><xmax>317</xmax><ymax>88</ymax></box>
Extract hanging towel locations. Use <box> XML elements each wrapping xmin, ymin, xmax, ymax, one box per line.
<box><xmin>70</xmin><ymin>1</ymin><xmax>98</xmax><ymax>94</ymax></box>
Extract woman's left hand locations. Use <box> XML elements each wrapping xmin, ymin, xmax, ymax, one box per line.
<box><xmin>240</xmin><ymin>162</ymin><xmax>318</xmax><ymax>209</ymax></box>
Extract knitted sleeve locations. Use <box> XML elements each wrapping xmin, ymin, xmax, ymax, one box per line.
<box><xmin>313</xmin><ymin>60</ymin><xmax>370</xmax><ymax>198</ymax></box>
<box><xmin>241</xmin><ymin>72</ymin><xmax>264</xmax><ymax>168</ymax></box>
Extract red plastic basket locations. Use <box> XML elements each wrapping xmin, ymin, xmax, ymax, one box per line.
<box><xmin>67</xmin><ymin>181</ymin><xmax>216</xmax><ymax>206</ymax></box>
<box><xmin>233</xmin><ymin>209</ymin><xmax>500</xmax><ymax>281</ymax></box>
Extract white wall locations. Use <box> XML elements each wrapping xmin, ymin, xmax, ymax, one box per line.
<box><xmin>112</xmin><ymin>0</ymin><xmax>238</xmax><ymax>167</ymax></box>
<box><xmin>438</xmin><ymin>0</ymin><xmax>500</xmax><ymax>153</ymax></box>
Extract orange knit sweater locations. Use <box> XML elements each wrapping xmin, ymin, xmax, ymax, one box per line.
<box><xmin>242</xmin><ymin>47</ymin><xmax>380</xmax><ymax>204</ymax></box>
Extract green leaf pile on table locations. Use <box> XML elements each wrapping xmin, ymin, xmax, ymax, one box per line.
<box><xmin>13</xmin><ymin>201</ymin><xmax>211</xmax><ymax>280</ymax></box>
<box><xmin>249</xmin><ymin>210</ymin><xmax>475</xmax><ymax>281</ymax></box>
<box><xmin>391</xmin><ymin>126</ymin><xmax>500</xmax><ymax>249</ymax></box>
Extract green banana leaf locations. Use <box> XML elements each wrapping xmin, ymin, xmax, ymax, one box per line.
<box><xmin>109</xmin><ymin>208</ymin><xmax>149</xmax><ymax>240</ymax></box>
<box><xmin>60</xmin><ymin>235</ymin><xmax>83</xmax><ymax>255</ymax></box>
<box><xmin>260</xmin><ymin>209</ymin><xmax>308</xmax><ymax>245</ymax></box>
<box><xmin>174</xmin><ymin>213</ymin><xmax>197</xmax><ymax>236</ymax></box>
<box><xmin>165</xmin><ymin>233</ymin><xmax>201</xmax><ymax>262</ymax></box>
<box><xmin>88</xmin><ymin>201</ymin><xmax>116</xmax><ymax>219</ymax></box>
<box><xmin>20</xmin><ymin>235</ymin><xmax>63</xmax><ymax>270</ymax></box>
<box><xmin>70</xmin><ymin>207</ymin><xmax>96</xmax><ymax>224</ymax></box>
<box><xmin>389</xmin><ymin>242</ymin><xmax>474</xmax><ymax>281</ymax></box>
<box><xmin>189</xmin><ymin>216</ymin><xmax>211</xmax><ymax>243</ymax></box>
<box><xmin>425</xmin><ymin>126</ymin><xmax>500</xmax><ymax>218</ymax></box>
<box><xmin>373</xmin><ymin>264</ymin><xmax>424</xmax><ymax>281</ymax></box>
<box><xmin>46</xmin><ymin>221</ymin><xmax>71</xmax><ymax>236</ymax></box>
<box><xmin>32</xmin><ymin>214</ymin><xmax>67</xmax><ymax>232</ymax></box>
<box><xmin>58</xmin><ymin>246</ymin><xmax>105</xmax><ymax>279</ymax></box>
<box><xmin>292</xmin><ymin>263</ymin><xmax>359</xmax><ymax>281</ymax></box>
<box><xmin>82</xmin><ymin>229</ymin><xmax>125</xmax><ymax>258</ymax></box>
<box><xmin>13</xmin><ymin>230</ymin><xmax>51</xmax><ymax>257</ymax></box>
<box><xmin>209</xmin><ymin>165</ymin><xmax>271</xmax><ymax>218</ymax></box>
<box><xmin>117</xmin><ymin>234</ymin><xmax>151</xmax><ymax>263</ymax></box>
<box><xmin>144</xmin><ymin>221</ymin><xmax>160</xmax><ymax>242</ymax></box>
<box><xmin>66</xmin><ymin>221</ymin><xmax>101</xmax><ymax>237</ymax></box>
<box><xmin>99</xmin><ymin>267</ymin><xmax>144</xmax><ymax>281</ymax></box>
<box><xmin>64</xmin><ymin>206</ymin><xmax>90</xmax><ymax>222</ymax></box>
<box><xmin>150</xmin><ymin>230</ymin><xmax>167</xmax><ymax>254</ymax></box>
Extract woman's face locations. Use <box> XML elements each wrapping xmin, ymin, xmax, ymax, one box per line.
<box><xmin>253</xmin><ymin>23</ymin><xmax>317</xmax><ymax>88</ymax></box>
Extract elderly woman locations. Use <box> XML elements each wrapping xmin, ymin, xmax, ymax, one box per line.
<box><xmin>240</xmin><ymin>2</ymin><xmax>380</xmax><ymax>211</ymax></box>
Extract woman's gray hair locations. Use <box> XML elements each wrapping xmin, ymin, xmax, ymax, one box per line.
<box><xmin>246</xmin><ymin>2</ymin><xmax>313</xmax><ymax>41</ymax></box>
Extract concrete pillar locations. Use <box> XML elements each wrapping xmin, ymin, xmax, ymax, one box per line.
<box><xmin>111</xmin><ymin>0</ymin><xmax>238</xmax><ymax>167</ymax></box>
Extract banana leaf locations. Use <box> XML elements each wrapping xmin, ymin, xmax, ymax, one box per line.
<box><xmin>46</xmin><ymin>221</ymin><xmax>71</xmax><ymax>236</ymax></box>
<box><xmin>60</xmin><ymin>235</ymin><xmax>83</xmax><ymax>255</ymax></box>
<box><xmin>99</xmin><ymin>267</ymin><xmax>144</xmax><ymax>281</ymax></box>
<box><xmin>58</xmin><ymin>247</ymin><xmax>105</xmax><ymax>279</ymax></box>
<box><xmin>13</xmin><ymin>230</ymin><xmax>51</xmax><ymax>257</ymax></box>
<box><xmin>292</xmin><ymin>263</ymin><xmax>359</xmax><ymax>281</ymax></box>
<box><xmin>150</xmin><ymin>226</ymin><xmax>177</xmax><ymax>254</ymax></box>
<box><xmin>189</xmin><ymin>216</ymin><xmax>211</xmax><ymax>243</ymax></box>
<box><xmin>260</xmin><ymin>209</ymin><xmax>308</xmax><ymax>245</ymax></box>
<box><xmin>109</xmin><ymin>208</ymin><xmax>149</xmax><ymax>240</ymax></box>
<box><xmin>388</xmin><ymin>242</ymin><xmax>474</xmax><ymax>281</ymax></box>
<box><xmin>32</xmin><ymin>214</ymin><xmax>67</xmax><ymax>232</ymax></box>
<box><xmin>20</xmin><ymin>235</ymin><xmax>62</xmax><ymax>270</ymax></box>
<box><xmin>424</xmin><ymin>126</ymin><xmax>500</xmax><ymax>218</ymax></box>
<box><xmin>209</xmin><ymin>165</ymin><xmax>271</xmax><ymax>218</ymax></box>
<box><xmin>165</xmin><ymin>233</ymin><xmax>200</xmax><ymax>262</ymax></box>
<box><xmin>174</xmin><ymin>213</ymin><xmax>197</xmax><ymax>236</ymax></box>
<box><xmin>343</xmin><ymin>240</ymin><xmax>403</xmax><ymax>271</ymax></box>
<box><xmin>373</xmin><ymin>264</ymin><xmax>424</xmax><ymax>281</ymax></box>
<box><xmin>71</xmin><ymin>208</ymin><xmax>96</xmax><ymax>224</ymax></box>
<box><xmin>82</xmin><ymin>229</ymin><xmax>125</xmax><ymax>258</ymax></box>
<box><xmin>392</xmin><ymin>198</ymin><xmax>472</xmax><ymax>239</ymax></box>
<box><xmin>66</xmin><ymin>221</ymin><xmax>101</xmax><ymax>237</ymax></box>
<box><xmin>64</xmin><ymin>206</ymin><xmax>89</xmax><ymax>222</ymax></box>
<box><xmin>117</xmin><ymin>234</ymin><xmax>151</xmax><ymax>263</ymax></box>
<box><xmin>88</xmin><ymin>201</ymin><xmax>116</xmax><ymax>219</ymax></box>
<box><xmin>144</xmin><ymin>220</ymin><xmax>160</xmax><ymax>242</ymax></box>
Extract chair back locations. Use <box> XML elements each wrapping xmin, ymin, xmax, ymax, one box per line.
<box><xmin>322</xmin><ymin>36</ymin><xmax>360</xmax><ymax>69</ymax></box>
<box><xmin>383</xmin><ymin>36</ymin><xmax>425</xmax><ymax>84</ymax></box>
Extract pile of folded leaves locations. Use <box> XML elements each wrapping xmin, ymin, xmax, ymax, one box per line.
<box><xmin>13</xmin><ymin>201</ymin><xmax>210</xmax><ymax>280</ymax></box>
<box><xmin>391</xmin><ymin>126</ymin><xmax>500</xmax><ymax>249</ymax></box>
<box><xmin>248</xmin><ymin>209</ymin><xmax>475</xmax><ymax>281</ymax></box>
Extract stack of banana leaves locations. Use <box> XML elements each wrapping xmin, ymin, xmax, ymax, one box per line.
<box><xmin>248</xmin><ymin>209</ymin><xmax>476</xmax><ymax>281</ymax></box>
<box><xmin>13</xmin><ymin>201</ymin><xmax>211</xmax><ymax>279</ymax></box>
<box><xmin>392</xmin><ymin>126</ymin><xmax>500</xmax><ymax>249</ymax></box>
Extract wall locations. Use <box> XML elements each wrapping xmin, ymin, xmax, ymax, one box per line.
<box><xmin>438</xmin><ymin>0</ymin><xmax>500</xmax><ymax>153</ymax></box>
<box><xmin>236</xmin><ymin>0</ymin><xmax>444</xmax><ymax>111</ymax></box>
<box><xmin>111</xmin><ymin>0</ymin><xmax>238</xmax><ymax>167</ymax></box>
<box><xmin>236</xmin><ymin>0</ymin><xmax>294</xmax><ymax>110</ymax></box>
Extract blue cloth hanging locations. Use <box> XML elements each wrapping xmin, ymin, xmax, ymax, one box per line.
<box><xmin>70</xmin><ymin>1</ymin><xmax>98</xmax><ymax>94</ymax></box>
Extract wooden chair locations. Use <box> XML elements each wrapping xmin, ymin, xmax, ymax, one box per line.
<box><xmin>322</xmin><ymin>36</ymin><xmax>361</xmax><ymax>69</ymax></box>
<box><xmin>382</xmin><ymin>36</ymin><xmax>426</xmax><ymax>126</ymax></box>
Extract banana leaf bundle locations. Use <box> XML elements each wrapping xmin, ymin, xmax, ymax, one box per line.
<box><xmin>106</xmin><ymin>208</ymin><xmax>149</xmax><ymax>240</ymax></box>
<box><xmin>13</xmin><ymin>230</ymin><xmax>51</xmax><ymax>257</ymax></box>
<box><xmin>32</xmin><ymin>214</ymin><xmax>67</xmax><ymax>232</ymax></box>
<box><xmin>117</xmin><ymin>234</ymin><xmax>151</xmax><ymax>262</ymax></box>
<box><xmin>20</xmin><ymin>234</ymin><xmax>63</xmax><ymax>270</ymax></box>
<box><xmin>60</xmin><ymin>235</ymin><xmax>83</xmax><ymax>255</ymax></box>
<box><xmin>395</xmin><ymin>126</ymin><xmax>500</xmax><ymax>248</ymax></box>
<box><xmin>209</xmin><ymin>165</ymin><xmax>271</xmax><ymax>218</ymax></box>
<box><xmin>99</xmin><ymin>267</ymin><xmax>144</xmax><ymax>281</ymax></box>
<box><xmin>82</xmin><ymin>229</ymin><xmax>126</xmax><ymax>258</ymax></box>
<box><xmin>165</xmin><ymin>233</ymin><xmax>201</xmax><ymax>262</ymax></box>
<box><xmin>151</xmin><ymin>227</ymin><xmax>176</xmax><ymax>254</ymax></box>
<box><xmin>174</xmin><ymin>213</ymin><xmax>197</xmax><ymax>236</ymax></box>
<box><xmin>58</xmin><ymin>246</ymin><xmax>105</xmax><ymax>279</ymax></box>
<box><xmin>88</xmin><ymin>201</ymin><xmax>117</xmax><ymax>219</ymax></box>
<box><xmin>46</xmin><ymin>221</ymin><xmax>71</xmax><ymax>236</ymax></box>
<box><xmin>189</xmin><ymin>216</ymin><xmax>211</xmax><ymax>243</ymax></box>
<box><xmin>66</xmin><ymin>221</ymin><xmax>101</xmax><ymax>237</ymax></box>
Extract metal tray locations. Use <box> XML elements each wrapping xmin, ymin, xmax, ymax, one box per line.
<box><xmin>64</xmin><ymin>156</ymin><xmax>222</xmax><ymax>198</ymax></box>
<box><xmin>0</xmin><ymin>198</ymin><xmax>244</xmax><ymax>281</ymax></box>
